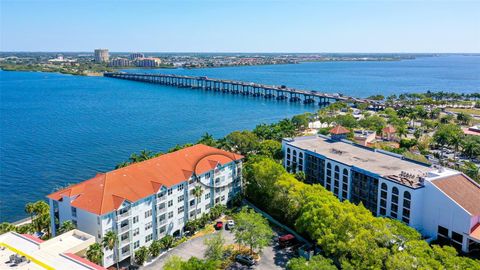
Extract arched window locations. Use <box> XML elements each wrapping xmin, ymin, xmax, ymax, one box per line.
<box><xmin>287</xmin><ymin>148</ymin><xmax>291</xmax><ymax>153</ymax></box>
<box><xmin>341</xmin><ymin>169</ymin><xmax>349</xmax><ymax>200</ymax></box>
<box><xmin>299</xmin><ymin>152</ymin><xmax>303</xmax><ymax>158</ymax></box>
<box><xmin>391</xmin><ymin>187</ymin><xmax>399</xmax><ymax>218</ymax></box>
<box><xmin>379</xmin><ymin>183</ymin><xmax>388</xmax><ymax>216</ymax></box>
<box><xmin>292</xmin><ymin>150</ymin><xmax>297</xmax><ymax>156</ymax></box>
<box><xmin>402</xmin><ymin>191</ymin><xmax>411</xmax><ymax>224</ymax></box>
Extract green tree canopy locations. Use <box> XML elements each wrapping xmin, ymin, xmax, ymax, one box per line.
<box><xmin>204</xmin><ymin>233</ymin><xmax>225</xmax><ymax>261</ymax></box>
<box><xmin>233</xmin><ymin>207</ymin><xmax>274</xmax><ymax>254</ymax></box>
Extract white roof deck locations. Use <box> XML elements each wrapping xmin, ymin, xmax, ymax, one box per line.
<box><xmin>286</xmin><ymin>136</ymin><xmax>433</xmax><ymax>188</ymax></box>
<box><xmin>0</xmin><ymin>230</ymin><xmax>101</xmax><ymax>270</ymax></box>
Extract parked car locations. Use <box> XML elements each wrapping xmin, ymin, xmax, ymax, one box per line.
<box><xmin>278</xmin><ymin>234</ymin><xmax>297</xmax><ymax>247</ymax></box>
<box><xmin>214</xmin><ymin>221</ymin><xmax>223</xmax><ymax>230</ymax></box>
<box><xmin>226</xmin><ymin>220</ymin><xmax>235</xmax><ymax>230</ymax></box>
<box><xmin>235</xmin><ymin>254</ymin><xmax>256</xmax><ymax>266</ymax></box>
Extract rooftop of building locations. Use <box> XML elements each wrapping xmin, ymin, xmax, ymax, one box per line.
<box><xmin>431</xmin><ymin>173</ymin><xmax>480</xmax><ymax>216</ymax></box>
<box><xmin>285</xmin><ymin>135</ymin><xmax>432</xmax><ymax>188</ymax></box>
<box><xmin>329</xmin><ymin>125</ymin><xmax>350</xmax><ymax>135</ymax></box>
<box><xmin>47</xmin><ymin>144</ymin><xmax>243</xmax><ymax>215</ymax></box>
<box><xmin>0</xmin><ymin>230</ymin><xmax>103</xmax><ymax>270</ymax></box>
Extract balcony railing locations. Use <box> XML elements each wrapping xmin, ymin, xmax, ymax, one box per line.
<box><xmin>117</xmin><ymin>210</ymin><xmax>131</xmax><ymax>220</ymax></box>
<box><xmin>120</xmin><ymin>236</ymin><xmax>131</xmax><ymax>246</ymax></box>
<box><xmin>118</xmin><ymin>224</ymin><xmax>130</xmax><ymax>233</ymax></box>
<box><xmin>158</xmin><ymin>219</ymin><xmax>167</xmax><ymax>226</ymax></box>
<box><xmin>157</xmin><ymin>195</ymin><xmax>167</xmax><ymax>202</ymax></box>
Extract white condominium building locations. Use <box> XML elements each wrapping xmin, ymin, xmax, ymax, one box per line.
<box><xmin>47</xmin><ymin>144</ymin><xmax>243</xmax><ymax>267</ymax></box>
<box><xmin>282</xmin><ymin>131</ymin><xmax>480</xmax><ymax>254</ymax></box>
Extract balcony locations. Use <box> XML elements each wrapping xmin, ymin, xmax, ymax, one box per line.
<box><xmin>117</xmin><ymin>210</ymin><xmax>131</xmax><ymax>220</ymax></box>
<box><xmin>120</xmin><ymin>249</ymin><xmax>131</xmax><ymax>258</ymax></box>
<box><xmin>120</xmin><ymin>236</ymin><xmax>131</xmax><ymax>246</ymax></box>
<box><xmin>118</xmin><ymin>223</ymin><xmax>130</xmax><ymax>233</ymax></box>
<box><xmin>157</xmin><ymin>195</ymin><xmax>167</xmax><ymax>202</ymax></box>
<box><xmin>158</xmin><ymin>219</ymin><xmax>167</xmax><ymax>226</ymax></box>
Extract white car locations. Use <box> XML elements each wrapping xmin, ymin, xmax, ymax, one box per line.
<box><xmin>226</xmin><ymin>220</ymin><xmax>235</xmax><ymax>230</ymax></box>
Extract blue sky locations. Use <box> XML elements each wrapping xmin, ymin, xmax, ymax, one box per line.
<box><xmin>1</xmin><ymin>0</ymin><xmax>479</xmax><ymax>53</ymax></box>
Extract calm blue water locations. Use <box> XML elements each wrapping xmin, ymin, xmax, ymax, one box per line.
<box><xmin>124</xmin><ymin>55</ymin><xmax>480</xmax><ymax>96</ymax></box>
<box><xmin>1</xmin><ymin>55</ymin><xmax>479</xmax><ymax>222</ymax></box>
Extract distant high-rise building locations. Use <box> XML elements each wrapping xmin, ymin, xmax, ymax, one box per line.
<box><xmin>129</xmin><ymin>53</ymin><xmax>145</xmax><ymax>60</ymax></box>
<box><xmin>94</xmin><ymin>49</ymin><xmax>109</xmax><ymax>63</ymax></box>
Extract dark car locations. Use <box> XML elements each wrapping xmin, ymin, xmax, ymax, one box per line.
<box><xmin>235</xmin><ymin>254</ymin><xmax>255</xmax><ymax>266</ymax></box>
<box><xmin>214</xmin><ymin>221</ymin><xmax>223</xmax><ymax>230</ymax></box>
<box><xmin>278</xmin><ymin>234</ymin><xmax>297</xmax><ymax>247</ymax></box>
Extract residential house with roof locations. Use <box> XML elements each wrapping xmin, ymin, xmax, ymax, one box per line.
<box><xmin>47</xmin><ymin>144</ymin><xmax>243</xmax><ymax>267</ymax></box>
<box><xmin>282</xmin><ymin>133</ymin><xmax>480</xmax><ymax>254</ymax></box>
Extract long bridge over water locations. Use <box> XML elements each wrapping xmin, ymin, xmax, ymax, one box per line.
<box><xmin>104</xmin><ymin>72</ymin><xmax>384</xmax><ymax>108</ymax></box>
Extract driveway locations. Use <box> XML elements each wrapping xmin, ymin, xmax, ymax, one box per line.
<box><xmin>141</xmin><ymin>226</ymin><xmax>296</xmax><ymax>270</ymax></box>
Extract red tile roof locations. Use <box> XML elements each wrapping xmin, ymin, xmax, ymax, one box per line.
<box><xmin>329</xmin><ymin>125</ymin><xmax>350</xmax><ymax>135</ymax></box>
<box><xmin>383</xmin><ymin>125</ymin><xmax>396</xmax><ymax>134</ymax></box>
<box><xmin>63</xmin><ymin>253</ymin><xmax>108</xmax><ymax>270</ymax></box>
<box><xmin>432</xmin><ymin>174</ymin><xmax>480</xmax><ymax>216</ymax></box>
<box><xmin>471</xmin><ymin>223</ymin><xmax>480</xmax><ymax>241</ymax></box>
<box><xmin>21</xmin><ymin>234</ymin><xmax>44</xmax><ymax>244</ymax></box>
<box><xmin>47</xmin><ymin>144</ymin><xmax>243</xmax><ymax>215</ymax></box>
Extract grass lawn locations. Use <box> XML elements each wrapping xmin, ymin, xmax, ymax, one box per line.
<box><xmin>446</xmin><ymin>108</ymin><xmax>480</xmax><ymax>116</ymax></box>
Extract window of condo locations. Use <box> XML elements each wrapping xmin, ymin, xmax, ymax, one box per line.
<box><xmin>168</xmin><ymin>200</ymin><xmax>173</xmax><ymax>207</ymax></box>
<box><xmin>178</xmin><ymin>195</ymin><xmax>184</xmax><ymax>202</ymax></box>
<box><xmin>177</xmin><ymin>184</ymin><xmax>184</xmax><ymax>191</ymax></box>
<box><xmin>145</xmin><ymin>222</ymin><xmax>152</xmax><ymax>230</ymax></box>
<box><xmin>190</xmin><ymin>199</ymin><xmax>195</xmax><ymax>206</ymax></box>
<box><xmin>133</xmin><ymin>228</ymin><xmax>139</xmax><ymax>236</ymax></box>
<box><xmin>205</xmin><ymin>193</ymin><xmax>210</xmax><ymax>200</ymax></box>
<box><xmin>402</xmin><ymin>191</ymin><xmax>411</xmax><ymax>224</ymax></box>
<box><xmin>134</xmin><ymin>241</ymin><xmax>140</xmax><ymax>249</ymax></box>
<box><xmin>326</xmin><ymin>163</ymin><xmax>332</xmax><ymax>190</ymax></box>
<box><xmin>438</xmin><ymin>226</ymin><xmax>449</xmax><ymax>237</ymax></box>
<box><xmin>145</xmin><ymin>234</ymin><xmax>153</xmax><ymax>243</ymax></box>
<box><xmin>178</xmin><ymin>206</ymin><xmax>184</xmax><ymax>214</ymax></box>
<box><xmin>145</xmin><ymin>209</ymin><xmax>152</xmax><ymax>218</ymax></box>
<box><xmin>390</xmin><ymin>187</ymin><xmax>399</xmax><ymax>219</ymax></box>
<box><xmin>71</xmin><ymin>207</ymin><xmax>77</xmax><ymax>218</ymax></box>
<box><xmin>341</xmin><ymin>169</ymin><xmax>349</xmax><ymax>200</ymax></box>
<box><xmin>168</xmin><ymin>211</ymin><xmax>173</xmax><ymax>219</ymax></box>
<box><xmin>133</xmin><ymin>216</ymin><xmax>139</xmax><ymax>223</ymax></box>
<box><xmin>190</xmin><ymin>210</ymin><xmax>195</xmax><ymax>218</ymax></box>
<box><xmin>168</xmin><ymin>188</ymin><xmax>173</xmax><ymax>195</ymax></box>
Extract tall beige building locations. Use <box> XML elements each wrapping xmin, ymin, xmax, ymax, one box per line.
<box><xmin>94</xmin><ymin>49</ymin><xmax>109</xmax><ymax>63</ymax></box>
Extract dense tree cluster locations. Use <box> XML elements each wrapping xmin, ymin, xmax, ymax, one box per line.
<box><xmin>245</xmin><ymin>156</ymin><xmax>480</xmax><ymax>269</ymax></box>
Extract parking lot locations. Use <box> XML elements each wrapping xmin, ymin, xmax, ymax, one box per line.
<box><xmin>141</xmin><ymin>225</ymin><xmax>297</xmax><ymax>270</ymax></box>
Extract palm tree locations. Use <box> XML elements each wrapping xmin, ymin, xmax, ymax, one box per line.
<box><xmin>86</xmin><ymin>243</ymin><xmax>103</xmax><ymax>265</ymax></box>
<box><xmin>139</xmin><ymin>149</ymin><xmax>153</xmax><ymax>161</ymax></box>
<box><xmin>192</xmin><ymin>186</ymin><xmax>204</xmax><ymax>220</ymax></box>
<box><xmin>197</xmin><ymin>133</ymin><xmax>217</xmax><ymax>147</ymax></box>
<box><xmin>462</xmin><ymin>137</ymin><xmax>480</xmax><ymax>159</ymax></box>
<box><xmin>58</xmin><ymin>220</ymin><xmax>76</xmax><ymax>234</ymax></box>
<box><xmin>102</xmin><ymin>231</ymin><xmax>119</xmax><ymax>270</ymax></box>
